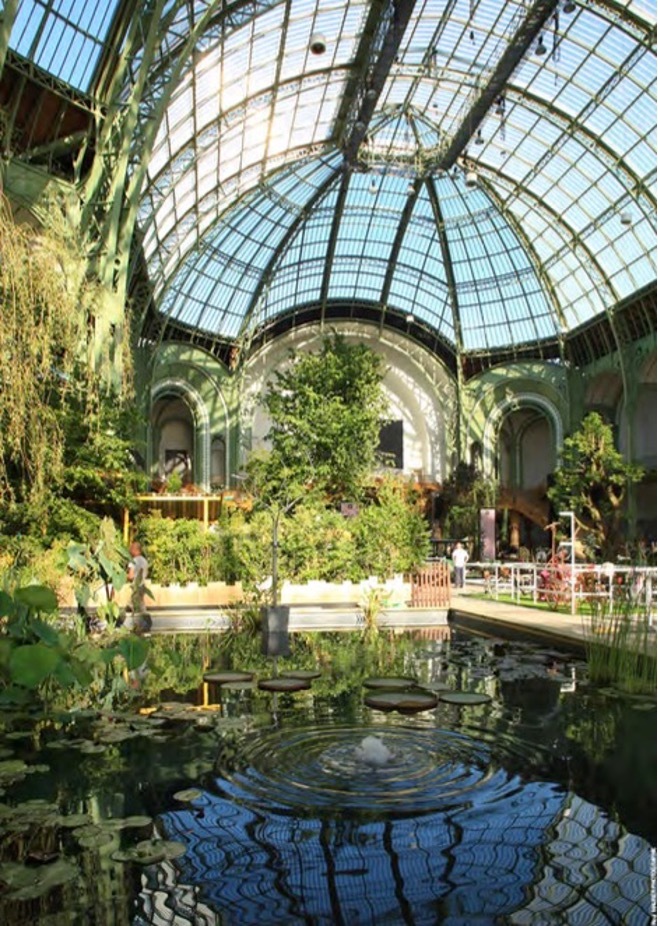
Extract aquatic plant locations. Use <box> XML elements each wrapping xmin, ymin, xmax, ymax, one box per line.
<box><xmin>583</xmin><ymin>600</ymin><xmax>656</xmax><ymax>694</ymax></box>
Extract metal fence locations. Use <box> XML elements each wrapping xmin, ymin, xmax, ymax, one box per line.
<box><xmin>464</xmin><ymin>561</ymin><xmax>657</xmax><ymax>624</ymax></box>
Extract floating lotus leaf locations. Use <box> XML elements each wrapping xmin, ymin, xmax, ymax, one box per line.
<box><xmin>78</xmin><ymin>742</ymin><xmax>107</xmax><ymax>754</ymax></box>
<box><xmin>364</xmin><ymin>690</ymin><xmax>439</xmax><ymax>713</ymax></box>
<box><xmin>98</xmin><ymin>728</ymin><xmax>140</xmax><ymax>743</ymax></box>
<box><xmin>279</xmin><ymin>670</ymin><xmax>322</xmax><ymax>680</ymax></box>
<box><xmin>438</xmin><ymin>692</ymin><xmax>492</xmax><ymax>705</ymax></box>
<box><xmin>363</xmin><ymin>677</ymin><xmax>418</xmax><ymax>690</ymax></box>
<box><xmin>418</xmin><ymin>680</ymin><xmax>453</xmax><ymax>692</ymax></box>
<box><xmin>220</xmin><ymin>680</ymin><xmax>257</xmax><ymax>691</ymax></box>
<box><xmin>3</xmin><ymin>858</ymin><xmax>79</xmax><ymax>899</ymax></box>
<box><xmin>76</xmin><ymin>830</ymin><xmax>115</xmax><ymax>849</ymax></box>
<box><xmin>0</xmin><ymin>759</ymin><xmax>29</xmax><ymax>780</ymax></box>
<box><xmin>72</xmin><ymin>824</ymin><xmax>105</xmax><ymax>839</ymax></box>
<box><xmin>117</xmin><ymin>815</ymin><xmax>154</xmax><ymax>830</ymax></box>
<box><xmin>258</xmin><ymin>677</ymin><xmax>311</xmax><ymax>692</ymax></box>
<box><xmin>113</xmin><ymin>838</ymin><xmax>187</xmax><ymax>865</ymax></box>
<box><xmin>204</xmin><ymin>670</ymin><xmax>255</xmax><ymax>683</ymax></box>
<box><xmin>173</xmin><ymin>788</ymin><xmax>204</xmax><ymax>803</ymax></box>
<box><xmin>57</xmin><ymin>814</ymin><xmax>93</xmax><ymax>829</ymax></box>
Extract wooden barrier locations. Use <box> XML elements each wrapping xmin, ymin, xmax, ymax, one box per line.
<box><xmin>410</xmin><ymin>561</ymin><xmax>451</xmax><ymax>607</ymax></box>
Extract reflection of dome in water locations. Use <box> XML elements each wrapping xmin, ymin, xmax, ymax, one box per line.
<box><xmin>156</xmin><ymin>721</ymin><xmax>652</xmax><ymax>924</ymax></box>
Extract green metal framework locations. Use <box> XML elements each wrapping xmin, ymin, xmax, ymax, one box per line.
<box><xmin>0</xmin><ymin>0</ymin><xmax>655</xmax><ymax>376</ymax></box>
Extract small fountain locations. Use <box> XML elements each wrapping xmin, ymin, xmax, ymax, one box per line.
<box><xmin>354</xmin><ymin>734</ymin><xmax>394</xmax><ymax>767</ymax></box>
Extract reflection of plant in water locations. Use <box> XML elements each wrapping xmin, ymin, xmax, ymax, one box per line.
<box><xmin>360</xmin><ymin>585</ymin><xmax>390</xmax><ymax>638</ymax></box>
<box><xmin>138</xmin><ymin>635</ymin><xmax>210</xmax><ymax>698</ymax></box>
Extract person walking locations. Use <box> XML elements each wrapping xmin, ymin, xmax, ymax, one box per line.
<box><xmin>451</xmin><ymin>541</ymin><xmax>469</xmax><ymax>590</ymax></box>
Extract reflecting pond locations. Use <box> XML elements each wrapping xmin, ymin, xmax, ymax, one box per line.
<box><xmin>0</xmin><ymin>626</ymin><xmax>655</xmax><ymax>925</ymax></box>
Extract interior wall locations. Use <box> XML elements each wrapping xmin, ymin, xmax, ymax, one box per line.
<box><xmin>240</xmin><ymin>321</ymin><xmax>457</xmax><ymax>483</ymax></box>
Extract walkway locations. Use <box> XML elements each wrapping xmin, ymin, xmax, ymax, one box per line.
<box><xmin>450</xmin><ymin>587</ymin><xmax>656</xmax><ymax>654</ymax></box>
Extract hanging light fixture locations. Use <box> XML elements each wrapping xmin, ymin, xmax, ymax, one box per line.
<box><xmin>563</xmin><ymin>0</ymin><xmax>576</xmax><ymax>13</ymax></box>
<box><xmin>620</xmin><ymin>211</ymin><xmax>632</xmax><ymax>226</ymax></box>
<box><xmin>465</xmin><ymin>169</ymin><xmax>478</xmax><ymax>188</ymax></box>
<box><xmin>369</xmin><ymin>178</ymin><xmax>378</xmax><ymax>195</ymax></box>
<box><xmin>475</xmin><ymin>128</ymin><xmax>484</xmax><ymax>146</ymax></box>
<box><xmin>535</xmin><ymin>34</ymin><xmax>547</xmax><ymax>56</ymax></box>
<box><xmin>309</xmin><ymin>34</ymin><xmax>327</xmax><ymax>55</ymax></box>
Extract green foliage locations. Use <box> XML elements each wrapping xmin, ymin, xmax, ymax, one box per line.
<box><xmin>58</xmin><ymin>393</ymin><xmax>147</xmax><ymax>518</ymax></box>
<box><xmin>262</xmin><ymin>332</ymin><xmax>389</xmax><ymax>501</ymax></box>
<box><xmin>547</xmin><ymin>412</ymin><xmax>644</xmax><ymax>558</ymax></box>
<box><xmin>436</xmin><ymin>462</ymin><xmax>495</xmax><ymax>543</ymax></box>
<box><xmin>0</xmin><ymin>581</ymin><xmax>148</xmax><ymax>708</ymax></box>
<box><xmin>135</xmin><ymin>476</ymin><xmax>429</xmax><ymax>590</ymax></box>
<box><xmin>66</xmin><ymin>517</ymin><xmax>129</xmax><ymax>627</ymax></box>
<box><xmin>584</xmin><ymin>607</ymin><xmax>656</xmax><ymax>694</ymax></box>
<box><xmin>350</xmin><ymin>477</ymin><xmax>430</xmax><ymax>578</ymax></box>
<box><xmin>136</xmin><ymin>514</ymin><xmax>223</xmax><ymax>586</ymax></box>
<box><xmin>0</xmin><ymin>196</ymin><xmax>144</xmax><ymax>543</ymax></box>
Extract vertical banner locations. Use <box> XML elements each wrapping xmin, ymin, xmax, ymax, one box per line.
<box><xmin>480</xmin><ymin>508</ymin><xmax>496</xmax><ymax>561</ymax></box>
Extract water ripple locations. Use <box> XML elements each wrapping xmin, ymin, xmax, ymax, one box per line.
<box><xmin>211</xmin><ymin>722</ymin><xmax>527</xmax><ymax>816</ymax></box>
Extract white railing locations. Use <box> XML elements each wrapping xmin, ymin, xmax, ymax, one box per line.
<box><xmin>463</xmin><ymin>561</ymin><xmax>657</xmax><ymax>625</ymax></box>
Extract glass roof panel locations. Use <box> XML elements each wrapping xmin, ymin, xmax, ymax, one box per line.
<box><xmin>6</xmin><ymin>0</ymin><xmax>654</xmax><ymax>358</ymax></box>
<box><xmin>10</xmin><ymin>0</ymin><xmax>120</xmax><ymax>92</ymax></box>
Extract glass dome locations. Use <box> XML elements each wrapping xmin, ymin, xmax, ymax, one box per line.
<box><xmin>5</xmin><ymin>0</ymin><xmax>656</xmax><ymax>367</ymax></box>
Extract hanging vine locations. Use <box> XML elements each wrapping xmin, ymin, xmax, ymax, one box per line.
<box><xmin>0</xmin><ymin>194</ymin><xmax>101</xmax><ymax>504</ymax></box>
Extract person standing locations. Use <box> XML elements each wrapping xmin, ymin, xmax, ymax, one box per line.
<box><xmin>451</xmin><ymin>541</ymin><xmax>469</xmax><ymax>589</ymax></box>
<box><xmin>126</xmin><ymin>541</ymin><xmax>151</xmax><ymax>631</ymax></box>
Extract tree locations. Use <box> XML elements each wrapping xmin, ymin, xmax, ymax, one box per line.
<box><xmin>547</xmin><ymin>412</ymin><xmax>643</xmax><ymax>558</ymax></box>
<box><xmin>262</xmin><ymin>332</ymin><xmax>389</xmax><ymax>501</ymax></box>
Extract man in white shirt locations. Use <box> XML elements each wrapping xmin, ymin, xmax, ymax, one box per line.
<box><xmin>451</xmin><ymin>542</ymin><xmax>469</xmax><ymax>589</ymax></box>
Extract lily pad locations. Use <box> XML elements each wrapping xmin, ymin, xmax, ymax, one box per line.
<box><xmin>364</xmin><ymin>690</ymin><xmax>439</xmax><ymax>713</ymax></box>
<box><xmin>104</xmin><ymin>815</ymin><xmax>153</xmax><ymax>831</ymax></box>
<box><xmin>76</xmin><ymin>830</ymin><xmax>115</xmax><ymax>849</ymax></box>
<box><xmin>363</xmin><ymin>676</ymin><xmax>418</xmax><ymax>690</ymax></box>
<box><xmin>279</xmin><ymin>670</ymin><xmax>322</xmax><ymax>680</ymax></box>
<box><xmin>112</xmin><ymin>838</ymin><xmax>187</xmax><ymax>865</ymax></box>
<box><xmin>2</xmin><ymin>858</ymin><xmax>79</xmax><ymax>899</ymax></box>
<box><xmin>258</xmin><ymin>677</ymin><xmax>311</xmax><ymax>692</ymax></box>
<box><xmin>204</xmin><ymin>670</ymin><xmax>255</xmax><ymax>684</ymax></box>
<box><xmin>173</xmin><ymin>788</ymin><xmax>204</xmax><ymax>803</ymax></box>
<box><xmin>438</xmin><ymin>691</ymin><xmax>492</xmax><ymax>705</ymax></box>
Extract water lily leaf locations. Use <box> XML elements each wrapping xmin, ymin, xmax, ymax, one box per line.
<box><xmin>363</xmin><ymin>676</ymin><xmax>417</xmax><ymax>689</ymax></box>
<box><xmin>258</xmin><ymin>677</ymin><xmax>311</xmax><ymax>692</ymax></box>
<box><xmin>9</xmin><ymin>644</ymin><xmax>60</xmax><ymax>688</ymax></box>
<box><xmin>78</xmin><ymin>742</ymin><xmax>107</xmax><ymax>754</ymax></box>
<box><xmin>364</xmin><ymin>690</ymin><xmax>439</xmax><ymax>713</ymax></box>
<box><xmin>203</xmin><ymin>670</ymin><xmax>254</xmax><ymax>684</ymax></box>
<box><xmin>9</xmin><ymin>858</ymin><xmax>79</xmax><ymax>899</ymax></box>
<box><xmin>57</xmin><ymin>813</ymin><xmax>93</xmax><ymax>829</ymax></box>
<box><xmin>0</xmin><ymin>759</ymin><xmax>29</xmax><ymax>781</ymax></box>
<box><xmin>438</xmin><ymin>691</ymin><xmax>492</xmax><ymax>705</ymax></box>
<box><xmin>110</xmin><ymin>815</ymin><xmax>153</xmax><ymax>830</ymax></box>
<box><xmin>173</xmin><ymin>788</ymin><xmax>204</xmax><ymax>803</ymax></box>
<box><xmin>14</xmin><ymin>585</ymin><xmax>58</xmax><ymax>613</ymax></box>
<box><xmin>76</xmin><ymin>830</ymin><xmax>114</xmax><ymax>849</ymax></box>
<box><xmin>279</xmin><ymin>670</ymin><xmax>322</xmax><ymax>680</ymax></box>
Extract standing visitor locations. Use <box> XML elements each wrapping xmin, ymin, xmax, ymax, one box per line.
<box><xmin>451</xmin><ymin>542</ymin><xmax>469</xmax><ymax>589</ymax></box>
<box><xmin>126</xmin><ymin>541</ymin><xmax>151</xmax><ymax>633</ymax></box>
